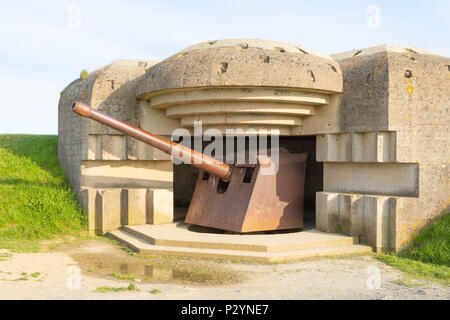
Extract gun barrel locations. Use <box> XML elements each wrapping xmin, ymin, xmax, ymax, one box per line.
<box><xmin>71</xmin><ymin>101</ymin><xmax>232</xmax><ymax>181</ymax></box>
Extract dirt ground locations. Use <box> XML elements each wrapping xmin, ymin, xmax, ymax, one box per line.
<box><xmin>0</xmin><ymin>239</ymin><xmax>448</xmax><ymax>300</ymax></box>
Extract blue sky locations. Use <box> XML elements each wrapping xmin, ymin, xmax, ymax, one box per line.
<box><xmin>1</xmin><ymin>0</ymin><xmax>449</xmax><ymax>134</ymax></box>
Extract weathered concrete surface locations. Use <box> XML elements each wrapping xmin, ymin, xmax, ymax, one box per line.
<box><xmin>316</xmin><ymin>192</ymin><xmax>398</xmax><ymax>252</ymax></box>
<box><xmin>120</xmin><ymin>222</ymin><xmax>359</xmax><ymax>252</ymax></box>
<box><xmin>59</xmin><ymin>59</ymin><xmax>158</xmax><ymax>196</ymax></box>
<box><xmin>80</xmin><ymin>160</ymin><xmax>173</xmax><ymax>189</ymax></box>
<box><xmin>108</xmin><ymin>222</ymin><xmax>372</xmax><ymax>263</ymax></box>
<box><xmin>136</xmin><ymin>39</ymin><xmax>343</xmax><ymax>135</ymax></box>
<box><xmin>324</xmin><ymin>162</ymin><xmax>419</xmax><ymax>197</ymax></box>
<box><xmin>386</xmin><ymin>48</ymin><xmax>449</xmax><ymax>247</ymax></box>
<box><xmin>80</xmin><ymin>187</ymin><xmax>174</xmax><ymax>234</ymax></box>
<box><xmin>58</xmin><ymin>59</ymin><xmax>182</xmax><ymax>233</ymax></box>
<box><xmin>137</xmin><ymin>39</ymin><xmax>342</xmax><ymax>97</ymax></box>
<box><xmin>316</xmin><ymin>45</ymin><xmax>450</xmax><ymax>250</ymax></box>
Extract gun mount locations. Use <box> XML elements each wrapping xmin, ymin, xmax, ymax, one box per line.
<box><xmin>72</xmin><ymin>101</ymin><xmax>307</xmax><ymax>232</ymax></box>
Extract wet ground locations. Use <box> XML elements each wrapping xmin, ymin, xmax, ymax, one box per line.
<box><xmin>0</xmin><ymin>239</ymin><xmax>448</xmax><ymax>300</ymax></box>
<box><xmin>66</xmin><ymin>240</ymin><xmax>244</xmax><ymax>285</ymax></box>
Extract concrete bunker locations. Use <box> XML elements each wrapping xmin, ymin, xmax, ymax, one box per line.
<box><xmin>59</xmin><ymin>39</ymin><xmax>450</xmax><ymax>255</ymax></box>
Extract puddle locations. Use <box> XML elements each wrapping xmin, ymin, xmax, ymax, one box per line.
<box><xmin>111</xmin><ymin>262</ymin><xmax>220</xmax><ymax>283</ymax></box>
<box><xmin>68</xmin><ymin>249</ymin><xmax>244</xmax><ymax>285</ymax></box>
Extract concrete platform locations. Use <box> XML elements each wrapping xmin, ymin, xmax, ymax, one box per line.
<box><xmin>107</xmin><ymin>222</ymin><xmax>372</xmax><ymax>263</ymax></box>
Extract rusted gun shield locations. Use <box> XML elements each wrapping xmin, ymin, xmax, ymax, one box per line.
<box><xmin>185</xmin><ymin>149</ymin><xmax>307</xmax><ymax>233</ymax></box>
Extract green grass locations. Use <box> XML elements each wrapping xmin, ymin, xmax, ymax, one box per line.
<box><xmin>392</xmin><ymin>279</ymin><xmax>425</xmax><ymax>288</ymax></box>
<box><xmin>0</xmin><ymin>252</ymin><xmax>12</xmax><ymax>261</ymax></box>
<box><xmin>375</xmin><ymin>209</ymin><xmax>450</xmax><ymax>285</ymax></box>
<box><xmin>12</xmin><ymin>277</ymin><xmax>28</xmax><ymax>281</ymax></box>
<box><xmin>149</xmin><ymin>289</ymin><xmax>161</xmax><ymax>294</ymax></box>
<box><xmin>110</xmin><ymin>273</ymin><xmax>136</xmax><ymax>281</ymax></box>
<box><xmin>375</xmin><ymin>254</ymin><xmax>450</xmax><ymax>285</ymax></box>
<box><xmin>93</xmin><ymin>283</ymin><xmax>140</xmax><ymax>293</ymax></box>
<box><xmin>399</xmin><ymin>210</ymin><xmax>449</xmax><ymax>266</ymax></box>
<box><xmin>0</xmin><ymin>134</ymin><xmax>87</xmax><ymax>252</ymax></box>
<box><xmin>79</xmin><ymin>69</ymin><xmax>89</xmax><ymax>79</ymax></box>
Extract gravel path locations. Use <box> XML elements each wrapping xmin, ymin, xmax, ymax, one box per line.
<box><xmin>0</xmin><ymin>240</ymin><xmax>448</xmax><ymax>300</ymax></box>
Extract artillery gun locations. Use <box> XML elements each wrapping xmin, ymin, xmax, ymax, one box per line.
<box><xmin>72</xmin><ymin>101</ymin><xmax>307</xmax><ymax>233</ymax></box>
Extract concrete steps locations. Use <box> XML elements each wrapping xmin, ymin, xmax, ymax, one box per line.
<box><xmin>107</xmin><ymin>222</ymin><xmax>372</xmax><ymax>263</ymax></box>
<box><xmin>142</xmin><ymin>87</ymin><xmax>333</xmax><ymax>135</ymax></box>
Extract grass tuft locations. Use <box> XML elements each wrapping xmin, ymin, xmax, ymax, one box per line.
<box><xmin>110</xmin><ymin>273</ymin><xmax>136</xmax><ymax>281</ymax></box>
<box><xmin>398</xmin><ymin>210</ymin><xmax>449</xmax><ymax>267</ymax></box>
<box><xmin>12</xmin><ymin>277</ymin><xmax>28</xmax><ymax>281</ymax></box>
<box><xmin>392</xmin><ymin>279</ymin><xmax>425</xmax><ymax>288</ymax></box>
<box><xmin>375</xmin><ymin>253</ymin><xmax>450</xmax><ymax>285</ymax></box>
<box><xmin>79</xmin><ymin>69</ymin><xmax>89</xmax><ymax>79</ymax></box>
<box><xmin>375</xmin><ymin>208</ymin><xmax>450</xmax><ymax>285</ymax></box>
<box><xmin>0</xmin><ymin>253</ymin><xmax>12</xmax><ymax>261</ymax></box>
<box><xmin>149</xmin><ymin>288</ymin><xmax>161</xmax><ymax>294</ymax></box>
<box><xmin>93</xmin><ymin>283</ymin><xmax>140</xmax><ymax>293</ymax></box>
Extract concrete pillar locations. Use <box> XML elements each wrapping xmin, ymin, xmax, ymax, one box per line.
<box><xmin>316</xmin><ymin>192</ymin><xmax>339</xmax><ymax>232</ymax></box>
<box><xmin>147</xmin><ymin>188</ymin><xmax>174</xmax><ymax>224</ymax></box>
<box><xmin>80</xmin><ymin>188</ymin><xmax>97</xmax><ymax>234</ymax></box>
<box><xmin>316</xmin><ymin>191</ymin><xmax>398</xmax><ymax>252</ymax></box>
<box><xmin>124</xmin><ymin>189</ymin><xmax>147</xmax><ymax>226</ymax></box>
<box><xmin>95</xmin><ymin>189</ymin><xmax>122</xmax><ymax>234</ymax></box>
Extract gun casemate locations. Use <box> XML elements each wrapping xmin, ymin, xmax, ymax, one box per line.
<box><xmin>72</xmin><ymin>101</ymin><xmax>307</xmax><ymax>233</ymax></box>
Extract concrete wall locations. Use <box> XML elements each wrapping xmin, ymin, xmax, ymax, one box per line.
<box><xmin>58</xmin><ymin>59</ymin><xmax>182</xmax><ymax>233</ymax></box>
<box><xmin>316</xmin><ymin>46</ymin><xmax>450</xmax><ymax>251</ymax></box>
<box><xmin>324</xmin><ymin>162</ymin><xmax>419</xmax><ymax>197</ymax></box>
<box><xmin>58</xmin><ymin>69</ymin><xmax>102</xmax><ymax>197</ymax></box>
<box><xmin>334</xmin><ymin>51</ymin><xmax>390</xmax><ymax>132</ymax></box>
<box><xmin>386</xmin><ymin>50</ymin><xmax>450</xmax><ymax>246</ymax></box>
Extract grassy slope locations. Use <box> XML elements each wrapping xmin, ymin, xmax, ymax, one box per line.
<box><xmin>0</xmin><ymin>134</ymin><xmax>87</xmax><ymax>251</ymax></box>
<box><xmin>376</xmin><ymin>209</ymin><xmax>450</xmax><ymax>285</ymax></box>
<box><xmin>400</xmin><ymin>210</ymin><xmax>449</xmax><ymax>266</ymax></box>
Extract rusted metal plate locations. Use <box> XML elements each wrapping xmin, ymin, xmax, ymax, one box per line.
<box><xmin>185</xmin><ymin>149</ymin><xmax>307</xmax><ymax>232</ymax></box>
